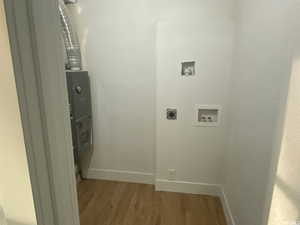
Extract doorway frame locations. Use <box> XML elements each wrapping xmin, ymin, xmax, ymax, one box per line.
<box><xmin>4</xmin><ymin>0</ymin><xmax>297</xmax><ymax>225</ymax></box>
<box><xmin>4</xmin><ymin>1</ymin><xmax>80</xmax><ymax>225</ymax></box>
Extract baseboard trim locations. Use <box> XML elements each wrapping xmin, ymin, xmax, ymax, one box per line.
<box><xmin>220</xmin><ymin>188</ymin><xmax>236</xmax><ymax>225</ymax></box>
<box><xmin>86</xmin><ymin>168</ymin><xmax>154</xmax><ymax>184</ymax></box>
<box><xmin>155</xmin><ymin>179</ymin><xmax>222</xmax><ymax>196</ymax></box>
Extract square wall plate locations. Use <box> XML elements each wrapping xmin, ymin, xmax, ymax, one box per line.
<box><xmin>194</xmin><ymin>105</ymin><xmax>221</xmax><ymax>127</ymax></box>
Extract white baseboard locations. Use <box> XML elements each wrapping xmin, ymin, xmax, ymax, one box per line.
<box><xmin>220</xmin><ymin>188</ymin><xmax>236</xmax><ymax>225</ymax></box>
<box><xmin>155</xmin><ymin>179</ymin><xmax>222</xmax><ymax>196</ymax></box>
<box><xmin>86</xmin><ymin>168</ymin><xmax>154</xmax><ymax>184</ymax></box>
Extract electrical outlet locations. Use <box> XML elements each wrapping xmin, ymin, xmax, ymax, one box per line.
<box><xmin>168</xmin><ymin>169</ymin><xmax>176</xmax><ymax>180</ymax></box>
<box><xmin>167</xmin><ymin>108</ymin><xmax>177</xmax><ymax>120</ymax></box>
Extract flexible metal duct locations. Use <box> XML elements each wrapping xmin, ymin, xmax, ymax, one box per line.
<box><xmin>59</xmin><ymin>0</ymin><xmax>82</xmax><ymax>70</ymax></box>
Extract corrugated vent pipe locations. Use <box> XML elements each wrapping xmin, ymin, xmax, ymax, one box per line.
<box><xmin>58</xmin><ymin>0</ymin><xmax>82</xmax><ymax>70</ymax></box>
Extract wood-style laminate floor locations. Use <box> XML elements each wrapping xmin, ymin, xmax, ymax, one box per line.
<box><xmin>78</xmin><ymin>179</ymin><xmax>227</xmax><ymax>225</ymax></box>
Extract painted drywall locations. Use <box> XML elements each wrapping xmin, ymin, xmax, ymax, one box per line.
<box><xmin>223</xmin><ymin>0</ymin><xmax>297</xmax><ymax>224</ymax></box>
<box><xmin>0</xmin><ymin>0</ymin><xmax>37</xmax><ymax>224</ymax></box>
<box><xmin>68</xmin><ymin>0</ymin><xmax>234</xmax><ymax>185</ymax></box>
<box><xmin>68</xmin><ymin>0</ymin><xmax>156</xmax><ymax>177</ymax></box>
<box><xmin>268</xmin><ymin>48</ymin><xmax>300</xmax><ymax>225</ymax></box>
<box><xmin>0</xmin><ymin>193</ymin><xmax>7</xmax><ymax>225</ymax></box>
<box><xmin>155</xmin><ymin>0</ymin><xmax>234</xmax><ymax>184</ymax></box>
<box><xmin>0</xmin><ymin>208</ymin><xmax>7</xmax><ymax>225</ymax></box>
<box><xmin>268</xmin><ymin>3</ymin><xmax>300</xmax><ymax>224</ymax></box>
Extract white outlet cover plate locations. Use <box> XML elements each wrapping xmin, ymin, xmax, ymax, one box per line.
<box><xmin>167</xmin><ymin>169</ymin><xmax>176</xmax><ymax>180</ymax></box>
<box><xmin>194</xmin><ymin>105</ymin><xmax>221</xmax><ymax>127</ymax></box>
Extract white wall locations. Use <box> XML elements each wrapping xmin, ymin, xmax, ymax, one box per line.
<box><xmin>223</xmin><ymin>0</ymin><xmax>297</xmax><ymax>224</ymax></box>
<box><xmin>268</xmin><ymin>2</ymin><xmax>300</xmax><ymax>224</ymax></box>
<box><xmin>155</xmin><ymin>0</ymin><xmax>234</xmax><ymax>185</ymax></box>
<box><xmin>0</xmin><ymin>0</ymin><xmax>37</xmax><ymax>224</ymax></box>
<box><xmin>69</xmin><ymin>0</ymin><xmax>156</xmax><ymax>178</ymax></box>
<box><xmin>268</xmin><ymin>47</ymin><xmax>300</xmax><ymax>225</ymax></box>
<box><xmin>69</xmin><ymin>0</ymin><xmax>235</xmax><ymax>186</ymax></box>
<box><xmin>0</xmin><ymin>192</ymin><xmax>7</xmax><ymax>225</ymax></box>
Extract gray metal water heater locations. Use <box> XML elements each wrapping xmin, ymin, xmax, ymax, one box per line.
<box><xmin>66</xmin><ymin>71</ymin><xmax>92</xmax><ymax>157</ymax></box>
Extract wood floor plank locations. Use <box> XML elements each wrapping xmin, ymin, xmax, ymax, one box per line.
<box><xmin>77</xmin><ymin>179</ymin><xmax>227</xmax><ymax>225</ymax></box>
